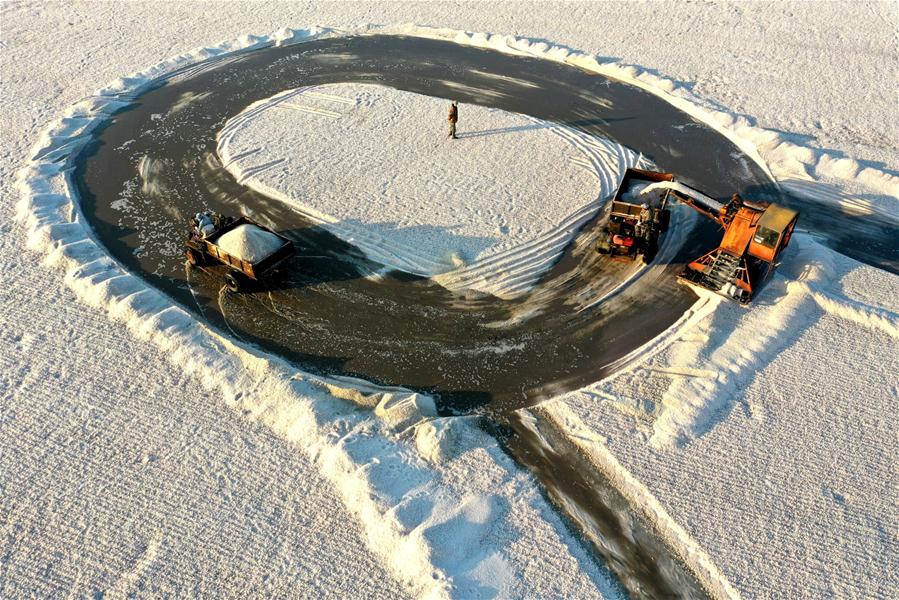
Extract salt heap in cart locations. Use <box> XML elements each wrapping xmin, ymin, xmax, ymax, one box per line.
<box><xmin>185</xmin><ymin>213</ymin><xmax>294</xmax><ymax>292</ymax></box>
<box><xmin>218</xmin><ymin>224</ymin><xmax>284</xmax><ymax>263</ymax></box>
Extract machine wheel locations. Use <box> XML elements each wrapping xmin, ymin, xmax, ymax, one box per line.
<box><xmin>596</xmin><ymin>238</ymin><xmax>611</xmax><ymax>255</ymax></box>
<box><xmin>186</xmin><ymin>248</ymin><xmax>203</xmax><ymax>267</ymax></box>
<box><xmin>658</xmin><ymin>209</ymin><xmax>671</xmax><ymax>233</ymax></box>
<box><xmin>224</xmin><ymin>271</ymin><xmax>245</xmax><ymax>293</ymax></box>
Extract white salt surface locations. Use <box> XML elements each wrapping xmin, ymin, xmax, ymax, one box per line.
<box><xmin>216</xmin><ymin>223</ymin><xmax>283</xmax><ymax>263</ymax></box>
<box><xmin>219</xmin><ymin>83</ymin><xmax>640</xmax><ymax>298</ymax></box>
<box><xmin>3</xmin><ymin>2</ymin><xmax>898</xmax><ymax>599</ymax></box>
<box><xmin>543</xmin><ymin>234</ymin><xmax>899</xmax><ymax>598</ymax></box>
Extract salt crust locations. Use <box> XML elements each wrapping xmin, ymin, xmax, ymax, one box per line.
<box><xmin>16</xmin><ymin>22</ymin><xmax>898</xmax><ymax>599</ymax></box>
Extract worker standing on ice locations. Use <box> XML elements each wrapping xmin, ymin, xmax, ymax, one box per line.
<box><xmin>448</xmin><ymin>101</ymin><xmax>458</xmax><ymax>139</ymax></box>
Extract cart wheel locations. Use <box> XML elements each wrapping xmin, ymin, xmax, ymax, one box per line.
<box><xmin>186</xmin><ymin>249</ymin><xmax>201</xmax><ymax>267</ymax></box>
<box><xmin>658</xmin><ymin>209</ymin><xmax>671</xmax><ymax>233</ymax></box>
<box><xmin>643</xmin><ymin>241</ymin><xmax>658</xmax><ymax>264</ymax></box>
<box><xmin>597</xmin><ymin>239</ymin><xmax>611</xmax><ymax>255</ymax></box>
<box><xmin>224</xmin><ymin>272</ymin><xmax>243</xmax><ymax>293</ymax></box>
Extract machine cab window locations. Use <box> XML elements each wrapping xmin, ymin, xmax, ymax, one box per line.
<box><xmin>748</xmin><ymin>204</ymin><xmax>799</xmax><ymax>264</ymax></box>
<box><xmin>752</xmin><ymin>226</ymin><xmax>780</xmax><ymax>249</ymax></box>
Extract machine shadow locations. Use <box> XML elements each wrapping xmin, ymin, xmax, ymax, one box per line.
<box><xmin>740</xmin><ymin>182</ymin><xmax>899</xmax><ymax>274</ymax></box>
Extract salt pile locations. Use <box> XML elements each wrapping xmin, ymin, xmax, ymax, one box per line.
<box><xmin>640</xmin><ymin>181</ymin><xmax>724</xmax><ymax>212</ymax></box>
<box><xmin>620</xmin><ymin>181</ymin><xmax>650</xmax><ymax>202</ymax></box>
<box><xmin>217</xmin><ymin>224</ymin><xmax>283</xmax><ymax>262</ymax></box>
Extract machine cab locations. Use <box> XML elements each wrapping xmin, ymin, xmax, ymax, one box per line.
<box><xmin>747</xmin><ymin>204</ymin><xmax>799</xmax><ymax>263</ymax></box>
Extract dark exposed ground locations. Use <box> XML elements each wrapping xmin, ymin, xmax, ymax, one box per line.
<box><xmin>75</xmin><ymin>35</ymin><xmax>898</xmax><ymax>599</ymax></box>
<box><xmin>77</xmin><ymin>35</ymin><xmax>763</xmax><ymax>414</ymax></box>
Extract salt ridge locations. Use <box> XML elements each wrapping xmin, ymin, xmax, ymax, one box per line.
<box><xmin>217</xmin><ymin>83</ymin><xmax>643</xmax><ymax>299</ymax></box>
<box><xmin>16</xmin><ymin>25</ymin><xmax>626</xmax><ymax>600</ymax></box>
<box><xmin>15</xmin><ymin>22</ymin><xmax>897</xmax><ymax>599</ymax></box>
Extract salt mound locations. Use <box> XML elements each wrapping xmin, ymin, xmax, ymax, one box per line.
<box><xmin>374</xmin><ymin>392</ymin><xmax>437</xmax><ymax>432</ymax></box>
<box><xmin>217</xmin><ymin>224</ymin><xmax>283</xmax><ymax>262</ymax></box>
<box><xmin>414</xmin><ymin>418</ymin><xmax>459</xmax><ymax>464</ymax></box>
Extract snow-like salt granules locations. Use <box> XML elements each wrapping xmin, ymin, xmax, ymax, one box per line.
<box><xmin>218</xmin><ymin>83</ymin><xmax>643</xmax><ymax>299</ymax></box>
<box><xmin>216</xmin><ymin>224</ymin><xmax>283</xmax><ymax>262</ymax></box>
<box><xmin>15</xmin><ymin>20</ymin><xmax>898</xmax><ymax>600</ymax></box>
<box><xmin>541</xmin><ymin>232</ymin><xmax>899</xmax><ymax>599</ymax></box>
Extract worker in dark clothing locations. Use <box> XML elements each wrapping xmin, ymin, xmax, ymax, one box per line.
<box><xmin>448</xmin><ymin>101</ymin><xmax>458</xmax><ymax>139</ymax></box>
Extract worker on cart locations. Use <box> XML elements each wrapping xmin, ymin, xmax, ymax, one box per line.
<box><xmin>636</xmin><ymin>203</ymin><xmax>653</xmax><ymax>239</ymax></box>
<box><xmin>194</xmin><ymin>210</ymin><xmax>217</xmax><ymax>238</ymax></box>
